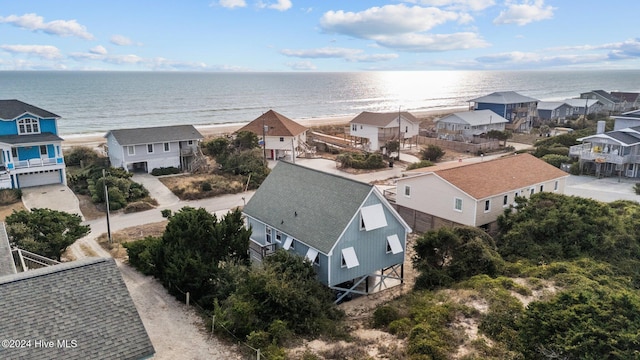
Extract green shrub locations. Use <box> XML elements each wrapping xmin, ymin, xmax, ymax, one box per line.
<box><xmin>123</xmin><ymin>236</ymin><xmax>162</xmax><ymax>276</ymax></box>
<box><xmin>372</xmin><ymin>305</ymin><xmax>400</xmax><ymax>328</ymax></box>
<box><xmin>123</xmin><ymin>201</ymin><xmax>155</xmax><ymax>213</ymax></box>
<box><xmin>406</xmin><ymin>160</ymin><xmax>434</xmax><ymax>171</ymax></box>
<box><xmin>201</xmin><ymin>182</ymin><xmax>212</xmax><ymax>192</ymax></box>
<box><xmin>64</xmin><ymin>146</ymin><xmax>104</xmax><ymax>167</ymax></box>
<box><xmin>540</xmin><ymin>154</ymin><xmax>570</xmax><ymax>168</ymax></box>
<box><xmin>388</xmin><ymin>318</ymin><xmax>413</xmax><ymax>338</ymax></box>
<box><xmin>336</xmin><ymin>152</ymin><xmax>386</xmax><ymax>169</ymax></box>
<box><xmin>0</xmin><ymin>188</ymin><xmax>22</xmax><ymax>205</ymax></box>
<box><xmin>151</xmin><ymin>166</ymin><xmax>181</xmax><ymax>176</ymax></box>
<box><xmin>161</xmin><ymin>209</ymin><xmax>172</xmax><ymax>218</ymax></box>
<box><xmin>420</xmin><ymin>145</ymin><xmax>445</xmax><ymax>162</ymax></box>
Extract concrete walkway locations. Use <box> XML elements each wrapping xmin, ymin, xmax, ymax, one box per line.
<box><xmin>131</xmin><ymin>173</ymin><xmax>180</xmax><ymax>207</ymax></box>
<box><xmin>21</xmin><ymin>184</ymin><xmax>84</xmax><ymax>220</ymax></box>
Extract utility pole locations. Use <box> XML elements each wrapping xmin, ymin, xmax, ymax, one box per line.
<box><xmin>397</xmin><ymin>106</ymin><xmax>401</xmax><ymax>161</ymax></box>
<box><xmin>262</xmin><ymin>114</ymin><xmax>267</xmax><ymax>166</ymax></box>
<box><xmin>102</xmin><ymin>169</ymin><xmax>112</xmax><ymax>244</ymax></box>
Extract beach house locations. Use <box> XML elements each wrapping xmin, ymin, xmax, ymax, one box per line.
<box><xmin>242</xmin><ymin>161</ymin><xmax>412</xmax><ymax>302</ymax></box>
<box><xmin>468</xmin><ymin>91</ymin><xmax>539</xmax><ymax>132</ymax></box>
<box><xmin>537</xmin><ymin>101</ymin><xmax>575</xmax><ymax>123</ymax></box>
<box><xmin>563</xmin><ymin>98</ymin><xmax>602</xmax><ymax>117</ymax></box>
<box><xmin>348</xmin><ymin>111</ymin><xmax>420</xmax><ymax>153</ymax></box>
<box><xmin>105</xmin><ymin>124</ymin><xmax>204</xmax><ymax>173</ymax></box>
<box><xmin>434</xmin><ymin>110</ymin><xmax>508</xmax><ymax>141</ymax></box>
<box><xmin>580</xmin><ymin>90</ymin><xmax>622</xmax><ymax>114</ymax></box>
<box><xmin>237</xmin><ymin>110</ymin><xmax>310</xmax><ymax>161</ymax></box>
<box><xmin>392</xmin><ymin>154</ymin><xmax>568</xmax><ymax>233</ymax></box>
<box><xmin>0</xmin><ymin>100</ymin><xmax>67</xmax><ymax>189</ymax></box>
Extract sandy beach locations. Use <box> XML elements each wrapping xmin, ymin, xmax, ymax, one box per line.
<box><xmin>60</xmin><ymin>108</ymin><xmax>465</xmax><ymax>149</ymax></box>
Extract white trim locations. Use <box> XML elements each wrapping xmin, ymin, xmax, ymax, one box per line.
<box><xmin>163</xmin><ymin>142</ymin><xmax>170</xmax><ymax>152</ymax></box>
<box><xmin>484</xmin><ymin>199</ymin><xmax>491</xmax><ymax>213</ymax></box>
<box><xmin>127</xmin><ymin>146</ymin><xmax>135</xmax><ymax>156</ymax></box>
<box><xmin>360</xmin><ymin>203</ymin><xmax>388</xmax><ymax>231</ymax></box>
<box><xmin>454</xmin><ymin>197</ymin><xmax>463</xmax><ymax>212</ymax></box>
<box><xmin>147</xmin><ymin>144</ymin><xmax>154</xmax><ymax>154</ymax></box>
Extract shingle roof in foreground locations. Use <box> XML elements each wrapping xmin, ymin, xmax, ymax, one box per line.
<box><xmin>0</xmin><ymin>257</ymin><xmax>155</xmax><ymax>360</ymax></box>
<box><xmin>242</xmin><ymin>161</ymin><xmax>373</xmax><ymax>253</ymax></box>
<box><xmin>0</xmin><ymin>99</ymin><xmax>60</xmax><ymax>120</ymax></box>
<box><xmin>106</xmin><ymin>124</ymin><xmax>203</xmax><ymax>145</ymax></box>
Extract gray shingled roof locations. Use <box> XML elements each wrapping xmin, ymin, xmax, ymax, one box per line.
<box><xmin>106</xmin><ymin>125</ymin><xmax>203</xmax><ymax>146</ymax></box>
<box><xmin>563</xmin><ymin>98</ymin><xmax>599</xmax><ymax>108</ymax></box>
<box><xmin>607</xmin><ymin>131</ymin><xmax>640</xmax><ymax>145</ymax></box>
<box><xmin>0</xmin><ymin>100</ymin><xmax>60</xmax><ymax>120</ymax></box>
<box><xmin>0</xmin><ymin>132</ymin><xmax>64</xmax><ymax>145</ymax></box>
<box><xmin>435</xmin><ymin>109</ymin><xmax>508</xmax><ymax>126</ymax></box>
<box><xmin>536</xmin><ymin>101</ymin><xmax>568</xmax><ymax>111</ymax></box>
<box><xmin>242</xmin><ymin>161</ymin><xmax>373</xmax><ymax>254</ymax></box>
<box><xmin>349</xmin><ymin>111</ymin><xmax>420</xmax><ymax>127</ymax></box>
<box><xmin>469</xmin><ymin>91</ymin><xmax>538</xmax><ymax>104</ymax></box>
<box><xmin>0</xmin><ymin>257</ymin><xmax>155</xmax><ymax>360</ymax></box>
<box><xmin>0</xmin><ymin>223</ymin><xmax>16</xmax><ymax>276</ymax></box>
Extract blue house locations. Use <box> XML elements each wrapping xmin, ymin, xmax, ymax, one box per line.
<box><xmin>0</xmin><ymin>100</ymin><xmax>66</xmax><ymax>188</ymax></box>
<box><xmin>537</xmin><ymin>101</ymin><xmax>574</xmax><ymax>124</ymax></box>
<box><xmin>242</xmin><ymin>161</ymin><xmax>412</xmax><ymax>302</ymax></box>
<box><xmin>469</xmin><ymin>91</ymin><xmax>539</xmax><ymax>132</ymax></box>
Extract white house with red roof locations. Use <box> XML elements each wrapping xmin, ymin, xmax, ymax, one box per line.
<box><xmin>238</xmin><ymin>110</ymin><xmax>309</xmax><ymax>160</ymax></box>
<box><xmin>393</xmin><ymin>154</ymin><xmax>569</xmax><ymax>233</ymax></box>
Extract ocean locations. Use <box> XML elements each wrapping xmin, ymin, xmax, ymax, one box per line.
<box><xmin>1</xmin><ymin>70</ymin><xmax>639</xmax><ymax>137</ymax></box>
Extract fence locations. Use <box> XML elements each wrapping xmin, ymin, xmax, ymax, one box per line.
<box><xmin>416</xmin><ymin>135</ymin><xmax>501</xmax><ymax>154</ymax></box>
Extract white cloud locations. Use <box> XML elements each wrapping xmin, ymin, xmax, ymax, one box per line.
<box><xmin>110</xmin><ymin>35</ymin><xmax>134</xmax><ymax>46</ymax></box>
<box><xmin>285</xmin><ymin>61</ymin><xmax>317</xmax><ymax>70</ymax></box>
<box><xmin>404</xmin><ymin>0</ymin><xmax>496</xmax><ymax>11</ymax></box>
<box><xmin>0</xmin><ymin>13</ymin><xmax>94</xmax><ymax>40</ymax></box>
<box><xmin>90</xmin><ymin>45</ymin><xmax>108</xmax><ymax>55</ymax></box>
<box><xmin>320</xmin><ymin>5</ymin><xmax>463</xmax><ymax>38</ymax></box>
<box><xmin>218</xmin><ymin>0</ymin><xmax>247</xmax><ymax>9</ymax></box>
<box><xmin>374</xmin><ymin>32</ymin><xmax>490</xmax><ymax>52</ymax></box>
<box><xmin>493</xmin><ymin>0</ymin><xmax>555</xmax><ymax>26</ymax></box>
<box><xmin>258</xmin><ymin>0</ymin><xmax>292</xmax><ymax>11</ymax></box>
<box><xmin>280</xmin><ymin>46</ymin><xmax>398</xmax><ymax>63</ymax></box>
<box><xmin>0</xmin><ymin>44</ymin><xmax>62</xmax><ymax>59</ymax></box>
<box><xmin>474</xmin><ymin>50</ymin><xmax>608</xmax><ymax>68</ymax></box>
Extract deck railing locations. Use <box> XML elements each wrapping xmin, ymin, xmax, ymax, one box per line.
<box><xmin>13</xmin><ymin>157</ymin><xmax>62</xmax><ymax>169</ymax></box>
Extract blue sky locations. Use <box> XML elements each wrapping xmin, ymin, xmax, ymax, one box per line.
<box><xmin>1</xmin><ymin>0</ymin><xmax>639</xmax><ymax>72</ymax></box>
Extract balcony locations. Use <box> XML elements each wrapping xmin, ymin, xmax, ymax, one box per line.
<box><xmin>570</xmin><ymin>144</ymin><xmax>630</xmax><ymax>165</ymax></box>
<box><xmin>11</xmin><ymin>157</ymin><xmax>63</xmax><ymax>170</ymax></box>
<box><xmin>248</xmin><ymin>239</ymin><xmax>276</xmax><ymax>262</ymax></box>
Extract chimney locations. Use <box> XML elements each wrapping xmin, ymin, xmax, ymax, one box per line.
<box><xmin>596</xmin><ymin>121</ymin><xmax>606</xmax><ymax>134</ymax></box>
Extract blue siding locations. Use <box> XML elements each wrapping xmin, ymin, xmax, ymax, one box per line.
<box><xmin>329</xmin><ymin>193</ymin><xmax>406</xmax><ymax>287</ymax></box>
<box><xmin>476</xmin><ymin>103</ymin><xmax>507</xmax><ymax>120</ymax></box>
<box><xmin>538</xmin><ymin>109</ymin><xmax>552</xmax><ymax>120</ymax></box>
<box><xmin>40</xmin><ymin>119</ymin><xmax>57</xmax><ymax>134</ymax></box>
<box><xmin>18</xmin><ymin>147</ymin><xmax>39</xmax><ymax>161</ymax></box>
<box><xmin>0</xmin><ymin>120</ymin><xmax>17</xmax><ymax>135</ymax></box>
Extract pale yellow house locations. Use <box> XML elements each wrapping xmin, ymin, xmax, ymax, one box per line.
<box><xmin>393</xmin><ymin>153</ymin><xmax>569</xmax><ymax>233</ymax></box>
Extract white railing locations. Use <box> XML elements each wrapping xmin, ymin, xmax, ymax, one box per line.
<box><xmin>13</xmin><ymin>157</ymin><xmax>62</xmax><ymax>169</ymax></box>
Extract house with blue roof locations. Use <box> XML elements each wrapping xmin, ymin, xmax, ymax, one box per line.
<box><xmin>0</xmin><ymin>100</ymin><xmax>67</xmax><ymax>188</ymax></box>
<box><xmin>242</xmin><ymin>161</ymin><xmax>412</xmax><ymax>302</ymax></box>
<box><xmin>468</xmin><ymin>91</ymin><xmax>538</xmax><ymax>132</ymax></box>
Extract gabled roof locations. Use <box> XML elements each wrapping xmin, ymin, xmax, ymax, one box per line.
<box><xmin>0</xmin><ymin>99</ymin><xmax>60</xmax><ymax>120</ymax></box>
<box><xmin>0</xmin><ymin>257</ymin><xmax>155</xmax><ymax>360</ymax></box>
<box><xmin>468</xmin><ymin>91</ymin><xmax>538</xmax><ymax>104</ymax></box>
<box><xmin>435</xmin><ymin>109</ymin><xmax>508</xmax><ymax>126</ymax></box>
<box><xmin>581</xmin><ymin>90</ymin><xmax>621</xmax><ymax>103</ymax></box>
<box><xmin>614</xmin><ymin>109</ymin><xmax>640</xmax><ymax>119</ymax></box>
<box><xmin>242</xmin><ymin>161</ymin><xmax>373</xmax><ymax>254</ymax></box>
<box><xmin>537</xmin><ymin>101</ymin><xmax>570</xmax><ymax>111</ymax></box>
<box><xmin>401</xmin><ymin>153</ymin><xmax>568</xmax><ymax>199</ymax></box>
<box><xmin>579</xmin><ymin>127</ymin><xmax>640</xmax><ymax>146</ymax></box>
<box><xmin>349</xmin><ymin>111</ymin><xmax>420</xmax><ymax>127</ymax></box>
<box><xmin>611</xmin><ymin>91</ymin><xmax>640</xmax><ymax>103</ymax></box>
<box><xmin>563</xmin><ymin>98</ymin><xmax>600</xmax><ymax>108</ymax></box>
<box><xmin>105</xmin><ymin>124</ymin><xmax>203</xmax><ymax>146</ymax></box>
<box><xmin>237</xmin><ymin>110</ymin><xmax>308</xmax><ymax>137</ymax></box>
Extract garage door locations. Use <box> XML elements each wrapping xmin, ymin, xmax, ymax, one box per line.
<box><xmin>18</xmin><ymin>170</ymin><xmax>61</xmax><ymax>188</ymax></box>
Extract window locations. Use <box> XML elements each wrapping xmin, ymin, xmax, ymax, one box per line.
<box><xmin>127</xmin><ymin>146</ymin><xmax>135</xmax><ymax>155</ymax></box>
<box><xmin>352</xmin><ymin>124</ymin><xmax>357</xmax><ymax>131</ymax></box>
<box><xmin>359</xmin><ymin>204</ymin><xmax>388</xmax><ymax>231</ymax></box>
<box><xmin>540</xmin><ymin>185</ymin><xmax>544</xmax><ymax>192</ymax></box>
<box><xmin>17</xmin><ymin>118</ymin><xmax>40</xmax><ymax>135</ymax></box>
<box><xmin>163</xmin><ymin>142</ymin><xmax>170</xmax><ymax>152</ymax></box>
<box><xmin>530</xmin><ymin>188</ymin><xmax>534</xmax><ymax>196</ymax></box>
<box><xmin>147</xmin><ymin>144</ymin><xmax>154</xmax><ymax>153</ymax></box>
<box><xmin>39</xmin><ymin>145</ymin><xmax>48</xmax><ymax>157</ymax></box>
<box><xmin>11</xmin><ymin>148</ymin><xmax>17</xmax><ymax>158</ymax></box>
<box><xmin>265</xmin><ymin>226</ymin><xmax>272</xmax><ymax>244</ymax></box>
<box><xmin>554</xmin><ymin>181</ymin><xmax>559</xmax><ymax>191</ymax></box>
<box><xmin>279</xmin><ymin>137</ymin><xmax>284</xmax><ymax>142</ymax></box>
<box><xmin>484</xmin><ymin>200</ymin><xmax>491</xmax><ymax>212</ymax></box>
<box><xmin>405</xmin><ymin>126</ymin><xmax>408</xmax><ymax>133</ymax></box>
<box><xmin>454</xmin><ymin>197</ymin><xmax>463</xmax><ymax>212</ymax></box>
<box><xmin>386</xmin><ymin>234</ymin><xmax>403</xmax><ymax>254</ymax></box>
<box><xmin>341</xmin><ymin>247</ymin><xmax>359</xmax><ymax>269</ymax></box>
<box><xmin>275</xmin><ymin>231</ymin><xmax>282</xmax><ymax>242</ymax></box>
<box><xmin>404</xmin><ymin>185</ymin><xmax>411</xmax><ymax>197</ymax></box>
<box><xmin>188</xmin><ymin>140</ymin><xmax>193</xmax><ymax>145</ymax></box>
<box><xmin>503</xmin><ymin>195</ymin><xmax>508</xmax><ymax>206</ymax></box>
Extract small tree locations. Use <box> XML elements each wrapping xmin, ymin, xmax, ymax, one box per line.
<box><xmin>486</xmin><ymin>130</ymin><xmax>513</xmax><ymax>147</ymax></box>
<box><xmin>6</xmin><ymin>208</ymin><xmax>90</xmax><ymax>261</ymax></box>
<box><xmin>420</xmin><ymin>145</ymin><xmax>445</xmax><ymax>162</ymax></box>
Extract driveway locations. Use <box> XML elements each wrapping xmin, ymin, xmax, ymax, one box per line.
<box><xmin>564</xmin><ymin>175</ymin><xmax>640</xmax><ymax>203</ymax></box>
<box><xmin>21</xmin><ymin>184</ymin><xmax>84</xmax><ymax>220</ymax></box>
<box><xmin>131</xmin><ymin>173</ymin><xmax>180</xmax><ymax>207</ymax></box>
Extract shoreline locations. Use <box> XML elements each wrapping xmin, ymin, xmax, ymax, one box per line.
<box><xmin>61</xmin><ymin>107</ymin><xmax>466</xmax><ymax>149</ymax></box>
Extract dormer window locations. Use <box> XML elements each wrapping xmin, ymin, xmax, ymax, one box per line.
<box><xmin>18</xmin><ymin>118</ymin><xmax>40</xmax><ymax>135</ymax></box>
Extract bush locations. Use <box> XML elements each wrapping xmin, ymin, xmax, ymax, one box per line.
<box><xmin>372</xmin><ymin>305</ymin><xmax>400</xmax><ymax>328</ymax></box>
<box><xmin>64</xmin><ymin>146</ymin><xmax>104</xmax><ymax>167</ymax></box>
<box><xmin>420</xmin><ymin>145</ymin><xmax>445</xmax><ymax>162</ymax></box>
<box><xmin>0</xmin><ymin>188</ymin><xmax>22</xmax><ymax>205</ymax></box>
<box><xmin>123</xmin><ymin>236</ymin><xmax>162</xmax><ymax>276</ymax></box>
<box><xmin>123</xmin><ymin>201</ymin><xmax>155</xmax><ymax>213</ymax></box>
<box><xmin>540</xmin><ymin>154</ymin><xmax>571</xmax><ymax>168</ymax></box>
<box><xmin>151</xmin><ymin>167</ymin><xmax>181</xmax><ymax>176</ymax></box>
<box><xmin>406</xmin><ymin>160</ymin><xmax>434</xmax><ymax>171</ymax></box>
<box><xmin>161</xmin><ymin>209</ymin><xmax>172</xmax><ymax>218</ymax></box>
<box><xmin>336</xmin><ymin>152</ymin><xmax>386</xmax><ymax>169</ymax></box>
<box><xmin>634</xmin><ymin>183</ymin><xmax>640</xmax><ymax>195</ymax></box>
